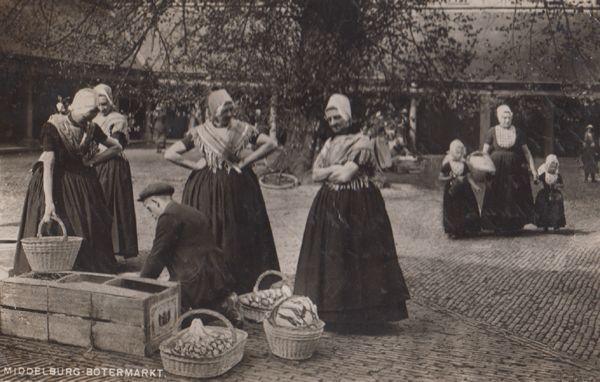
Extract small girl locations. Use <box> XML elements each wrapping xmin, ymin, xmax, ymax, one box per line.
<box><xmin>534</xmin><ymin>154</ymin><xmax>566</xmax><ymax>231</ymax></box>
<box><xmin>439</xmin><ymin>139</ymin><xmax>469</xmax><ymax>238</ymax></box>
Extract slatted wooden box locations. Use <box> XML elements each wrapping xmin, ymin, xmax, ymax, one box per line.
<box><xmin>0</xmin><ymin>271</ymin><xmax>180</xmax><ymax>356</ymax></box>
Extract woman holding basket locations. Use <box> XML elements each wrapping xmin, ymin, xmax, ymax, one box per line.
<box><xmin>13</xmin><ymin>88</ymin><xmax>121</xmax><ymax>275</ymax></box>
<box><xmin>294</xmin><ymin>94</ymin><xmax>410</xmax><ymax>328</ymax></box>
<box><xmin>481</xmin><ymin>104</ymin><xmax>536</xmax><ymax>233</ymax></box>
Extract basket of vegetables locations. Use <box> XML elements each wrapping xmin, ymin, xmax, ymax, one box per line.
<box><xmin>239</xmin><ymin>270</ymin><xmax>292</xmax><ymax>323</ymax></box>
<box><xmin>159</xmin><ymin>309</ymin><xmax>247</xmax><ymax>378</ymax></box>
<box><xmin>263</xmin><ymin>295</ymin><xmax>325</xmax><ymax>360</ymax></box>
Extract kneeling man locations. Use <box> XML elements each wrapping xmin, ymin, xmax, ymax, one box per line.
<box><xmin>137</xmin><ymin>182</ymin><xmax>241</xmax><ymax>325</ymax></box>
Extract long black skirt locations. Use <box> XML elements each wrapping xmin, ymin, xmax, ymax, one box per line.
<box><xmin>13</xmin><ymin>163</ymin><xmax>118</xmax><ymax>275</ymax></box>
<box><xmin>181</xmin><ymin>167</ymin><xmax>280</xmax><ymax>294</ymax></box>
<box><xmin>482</xmin><ymin>150</ymin><xmax>534</xmax><ymax>231</ymax></box>
<box><xmin>443</xmin><ymin>180</ymin><xmax>464</xmax><ymax>235</ymax></box>
<box><xmin>443</xmin><ymin>180</ymin><xmax>483</xmax><ymax>237</ymax></box>
<box><xmin>95</xmin><ymin>156</ymin><xmax>138</xmax><ymax>258</ymax></box>
<box><xmin>534</xmin><ymin>188</ymin><xmax>566</xmax><ymax>229</ymax></box>
<box><xmin>294</xmin><ymin>183</ymin><xmax>410</xmax><ymax>324</ymax></box>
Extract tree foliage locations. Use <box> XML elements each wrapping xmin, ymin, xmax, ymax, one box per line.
<box><xmin>0</xmin><ymin>1</ymin><xmax>478</xmax><ymax>111</ymax></box>
<box><xmin>2</xmin><ymin>0</ymin><xmax>599</xmax><ymax>156</ymax></box>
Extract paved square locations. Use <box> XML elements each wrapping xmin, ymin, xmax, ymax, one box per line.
<box><xmin>1</xmin><ymin>149</ymin><xmax>600</xmax><ymax>380</ymax></box>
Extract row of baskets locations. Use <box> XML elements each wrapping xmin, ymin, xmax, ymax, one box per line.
<box><xmin>160</xmin><ymin>270</ymin><xmax>325</xmax><ymax>379</ymax></box>
<box><xmin>20</xmin><ymin>219</ymin><xmax>324</xmax><ymax>379</ymax></box>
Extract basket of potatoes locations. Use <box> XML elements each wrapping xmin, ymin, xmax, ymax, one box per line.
<box><xmin>239</xmin><ymin>270</ymin><xmax>292</xmax><ymax>323</ymax></box>
<box><xmin>159</xmin><ymin>309</ymin><xmax>247</xmax><ymax>378</ymax></box>
<box><xmin>263</xmin><ymin>295</ymin><xmax>325</xmax><ymax>360</ymax></box>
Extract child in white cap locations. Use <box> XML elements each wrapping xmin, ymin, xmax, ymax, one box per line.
<box><xmin>439</xmin><ymin>139</ymin><xmax>468</xmax><ymax>237</ymax></box>
<box><xmin>534</xmin><ymin>154</ymin><xmax>566</xmax><ymax>231</ymax></box>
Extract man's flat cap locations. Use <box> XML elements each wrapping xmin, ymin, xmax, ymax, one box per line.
<box><xmin>137</xmin><ymin>182</ymin><xmax>174</xmax><ymax>201</ymax></box>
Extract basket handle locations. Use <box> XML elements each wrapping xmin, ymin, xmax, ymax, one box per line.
<box><xmin>269</xmin><ymin>295</ymin><xmax>297</xmax><ymax>319</ymax></box>
<box><xmin>175</xmin><ymin>309</ymin><xmax>237</xmax><ymax>343</ymax></box>
<box><xmin>253</xmin><ymin>269</ymin><xmax>284</xmax><ymax>293</ymax></box>
<box><xmin>37</xmin><ymin>214</ymin><xmax>68</xmax><ymax>242</ymax></box>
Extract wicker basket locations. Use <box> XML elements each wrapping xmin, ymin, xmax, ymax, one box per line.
<box><xmin>20</xmin><ymin>215</ymin><xmax>82</xmax><ymax>272</ymax></box>
<box><xmin>263</xmin><ymin>297</ymin><xmax>325</xmax><ymax>360</ymax></box>
<box><xmin>160</xmin><ymin>309</ymin><xmax>247</xmax><ymax>379</ymax></box>
<box><xmin>239</xmin><ymin>270</ymin><xmax>287</xmax><ymax>323</ymax></box>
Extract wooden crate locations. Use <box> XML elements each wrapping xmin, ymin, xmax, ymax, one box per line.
<box><xmin>0</xmin><ymin>272</ymin><xmax>73</xmax><ymax>311</ymax></box>
<box><xmin>0</xmin><ymin>272</ymin><xmax>180</xmax><ymax>356</ymax></box>
<box><xmin>48</xmin><ymin>273</ymin><xmax>115</xmax><ymax>317</ymax></box>
<box><xmin>0</xmin><ymin>307</ymin><xmax>48</xmax><ymax>341</ymax></box>
<box><xmin>90</xmin><ymin>277</ymin><xmax>180</xmax><ymax>356</ymax></box>
<box><xmin>48</xmin><ymin>313</ymin><xmax>92</xmax><ymax>347</ymax></box>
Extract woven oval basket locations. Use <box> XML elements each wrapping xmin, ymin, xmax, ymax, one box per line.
<box><xmin>239</xmin><ymin>270</ymin><xmax>287</xmax><ymax>323</ymax></box>
<box><xmin>20</xmin><ymin>215</ymin><xmax>82</xmax><ymax>272</ymax></box>
<box><xmin>263</xmin><ymin>318</ymin><xmax>325</xmax><ymax>360</ymax></box>
<box><xmin>263</xmin><ymin>296</ymin><xmax>325</xmax><ymax>360</ymax></box>
<box><xmin>160</xmin><ymin>309</ymin><xmax>247</xmax><ymax>379</ymax></box>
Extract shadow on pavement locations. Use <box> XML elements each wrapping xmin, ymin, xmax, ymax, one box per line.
<box><xmin>449</xmin><ymin>228</ymin><xmax>591</xmax><ymax>241</ymax></box>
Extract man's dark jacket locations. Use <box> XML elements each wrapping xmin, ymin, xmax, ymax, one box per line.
<box><xmin>141</xmin><ymin>202</ymin><xmax>234</xmax><ymax>310</ymax></box>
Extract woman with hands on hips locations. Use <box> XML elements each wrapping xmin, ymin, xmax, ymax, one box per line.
<box><xmin>164</xmin><ymin>88</ymin><xmax>280</xmax><ymax>294</ymax></box>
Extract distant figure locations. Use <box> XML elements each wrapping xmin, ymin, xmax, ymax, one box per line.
<box><xmin>399</xmin><ymin>108</ymin><xmax>413</xmax><ymax>154</ymax></box>
<box><xmin>369</xmin><ymin>111</ymin><xmax>393</xmax><ymax>170</ymax></box>
<box><xmin>187</xmin><ymin>103</ymin><xmax>203</xmax><ymax>132</ymax></box>
<box><xmin>534</xmin><ymin>155</ymin><xmax>566</xmax><ymax>231</ymax></box>
<box><xmin>154</xmin><ymin>105</ymin><xmax>168</xmax><ymax>153</ymax></box>
<box><xmin>445</xmin><ymin>152</ymin><xmax>495</xmax><ymax>238</ymax></box>
<box><xmin>581</xmin><ymin>124</ymin><xmax>597</xmax><ymax>182</ymax></box>
<box><xmin>439</xmin><ymin>139</ymin><xmax>469</xmax><ymax>238</ymax></box>
<box><xmin>56</xmin><ymin>96</ymin><xmax>70</xmax><ymax>115</ymax></box>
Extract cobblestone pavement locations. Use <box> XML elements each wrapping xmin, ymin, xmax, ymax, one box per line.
<box><xmin>259</xmin><ymin>163</ymin><xmax>600</xmax><ymax>370</ymax></box>
<box><xmin>2</xmin><ymin>150</ymin><xmax>600</xmax><ymax>380</ymax></box>
<box><xmin>1</xmin><ymin>301</ymin><xmax>598</xmax><ymax>382</ymax></box>
<box><xmin>261</xmin><ymin>183</ymin><xmax>600</xmax><ymax>369</ymax></box>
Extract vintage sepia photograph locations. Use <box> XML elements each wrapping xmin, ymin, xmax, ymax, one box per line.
<box><xmin>0</xmin><ymin>0</ymin><xmax>599</xmax><ymax>380</ymax></box>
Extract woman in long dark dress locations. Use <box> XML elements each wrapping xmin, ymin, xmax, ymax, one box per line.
<box><xmin>482</xmin><ymin>105</ymin><xmax>537</xmax><ymax>233</ymax></box>
<box><xmin>294</xmin><ymin>94</ymin><xmax>410</xmax><ymax>327</ymax></box>
<box><xmin>445</xmin><ymin>152</ymin><xmax>495</xmax><ymax>237</ymax></box>
<box><xmin>164</xmin><ymin>89</ymin><xmax>280</xmax><ymax>294</ymax></box>
<box><xmin>92</xmin><ymin>84</ymin><xmax>138</xmax><ymax>259</ymax></box>
<box><xmin>581</xmin><ymin>125</ymin><xmax>597</xmax><ymax>182</ymax></box>
<box><xmin>439</xmin><ymin>139</ymin><xmax>469</xmax><ymax>238</ymax></box>
<box><xmin>13</xmin><ymin>88</ymin><xmax>122</xmax><ymax>275</ymax></box>
<box><xmin>534</xmin><ymin>154</ymin><xmax>566</xmax><ymax>230</ymax></box>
